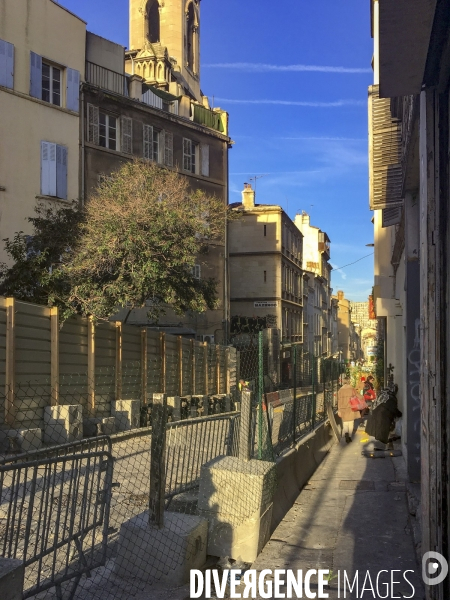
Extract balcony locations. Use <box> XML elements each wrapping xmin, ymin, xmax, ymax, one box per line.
<box><xmin>193</xmin><ymin>104</ymin><xmax>225</xmax><ymax>133</ymax></box>
<box><xmin>85</xmin><ymin>61</ymin><xmax>128</xmax><ymax>96</ymax></box>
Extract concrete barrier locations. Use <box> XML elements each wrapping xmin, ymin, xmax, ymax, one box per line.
<box><xmin>0</xmin><ymin>558</ymin><xmax>24</xmax><ymax>600</ymax></box>
<box><xmin>270</xmin><ymin>419</ymin><xmax>335</xmax><ymax>533</ymax></box>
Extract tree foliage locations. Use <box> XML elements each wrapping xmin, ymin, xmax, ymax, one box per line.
<box><xmin>0</xmin><ymin>203</ymin><xmax>82</xmax><ymax>316</ymax></box>
<box><xmin>0</xmin><ymin>161</ymin><xmax>229</xmax><ymax>322</ymax></box>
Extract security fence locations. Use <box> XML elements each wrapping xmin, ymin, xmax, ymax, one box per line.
<box><xmin>0</xmin><ymin>326</ymin><xmax>343</xmax><ymax>599</ymax></box>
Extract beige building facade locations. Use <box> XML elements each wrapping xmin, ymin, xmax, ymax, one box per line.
<box><xmin>0</xmin><ymin>0</ymin><xmax>86</xmax><ymax>264</ymax></box>
<box><xmin>228</xmin><ymin>184</ymin><xmax>303</xmax><ymax>344</ymax></box>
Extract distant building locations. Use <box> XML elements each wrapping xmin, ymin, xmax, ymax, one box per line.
<box><xmin>333</xmin><ymin>290</ymin><xmax>362</xmax><ymax>361</ymax></box>
<box><xmin>295</xmin><ymin>212</ymin><xmax>332</xmax><ymax>356</ymax></box>
<box><xmin>228</xmin><ymin>184</ymin><xmax>304</xmax><ymax>344</ymax></box>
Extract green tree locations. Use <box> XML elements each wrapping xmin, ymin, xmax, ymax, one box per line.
<box><xmin>0</xmin><ymin>202</ymin><xmax>82</xmax><ymax>317</ymax></box>
<box><xmin>0</xmin><ymin>161</ymin><xmax>229</xmax><ymax>322</ymax></box>
<box><xmin>66</xmin><ymin>160</ymin><xmax>228</xmax><ymax>321</ymax></box>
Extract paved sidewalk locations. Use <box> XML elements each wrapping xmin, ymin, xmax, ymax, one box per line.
<box><xmin>250</xmin><ymin>428</ymin><xmax>425</xmax><ymax>599</ymax></box>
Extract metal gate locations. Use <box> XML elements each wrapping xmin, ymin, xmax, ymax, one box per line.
<box><xmin>0</xmin><ymin>439</ymin><xmax>113</xmax><ymax>600</ymax></box>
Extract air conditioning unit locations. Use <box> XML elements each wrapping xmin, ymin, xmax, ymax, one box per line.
<box><xmin>202</xmin><ymin>335</ymin><xmax>215</xmax><ymax>344</ymax></box>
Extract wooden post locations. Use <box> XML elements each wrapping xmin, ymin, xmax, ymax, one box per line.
<box><xmin>191</xmin><ymin>339</ymin><xmax>196</xmax><ymax>394</ymax></box>
<box><xmin>239</xmin><ymin>390</ymin><xmax>253</xmax><ymax>462</ymax></box>
<box><xmin>141</xmin><ymin>329</ymin><xmax>148</xmax><ymax>405</ymax></box>
<box><xmin>50</xmin><ymin>306</ymin><xmax>59</xmax><ymax>406</ymax></box>
<box><xmin>203</xmin><ymin>342</ymin><xmax>208</xmax><ymax>395</ymax></box>
<box><xmin>149</xmin><ymin>393</ymin><xmax>167</xmax><ymax>528</ymax></box>
<box><xmin>87</xmin><ymin>317</ymin><xmax>95</xmax><ymax>417</ymax></box>
<box><xmin>115</xmin><ymin>322</ymin><xmax>123</xmax><ymax>400</ymax></box>
<box><xmin>160</xmin><ymin>332</ymin><xmax>166</xmax><ymax>394</ymax></box>
<box><xmin>216</xmin><ymin>345</ymin><xmax>221</xmax><ymax>394</ymax></box>
<box><xmin>177</xmin><ymin>336</ymin><xmax>183</xmax><ymax>397</ymax></box>
<box><xmin>5</xmin><ymin>297</ymin><xmax>15</xmax><ymax>427</ymax></box>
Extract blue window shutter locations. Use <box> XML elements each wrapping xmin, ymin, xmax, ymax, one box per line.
<box><xmin>66</xmin><ymin>68</ymin><xmax>80</xmax><ymax>112</ymax></box>
<box><xmin>41</xmin><ymin>142</ymin><xmax>57</xmax><ymax>196</ymax></box>
<box><xmin>56</xmin><ymin>145</ymin><xmax>68</xmax><ymax>200</ymax></box>
<box><xmin>0</xmin><ymin>39</ymin><xmax>14</xmax><ymax>89</ymax></box>
<box><xmin>6</xmin><ymin>42</ymin><xmax>14</xmax><ymax>89</ymax></box>
<box><xmin>30</xmin><ymin>52</ymin><xmax>42</xmax><ymax>98</ymax></box>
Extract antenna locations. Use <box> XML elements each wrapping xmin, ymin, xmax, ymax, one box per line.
<box><xmin>249</xmin><ymin>174</ymin><xmax>267</xmax><ymax>193</ymax></box>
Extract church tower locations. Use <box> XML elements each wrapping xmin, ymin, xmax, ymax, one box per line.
<box><xmin>127</xmin><ymin>0</ymin><xmax>201</xmax><ymax>102</ymax></box>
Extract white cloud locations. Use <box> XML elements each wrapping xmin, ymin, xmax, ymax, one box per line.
<box><xmin>204</xmin><ymin>62</ymin><xmax>371</xmax><ymax>74</ymax></box>
<box><xmin>330</xmin><ymin>263</ymin><xmax>347</xmax><ymax>280</ymax></box>
<box><xmin>215</xmin><ymin>98</ymin><xmax>365</xmax><ymax>108</ymax></box>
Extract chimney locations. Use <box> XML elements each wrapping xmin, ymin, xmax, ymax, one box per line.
<box><xmin>337</xmin><ymin>290</ymin><xmax>344</xmax><ymax>301</ymax></box>
<box><xmin>302</xmin><ymin>211</ymin><xmax>310</xmax><ymax>225</ymax></box>
<box><xmin>242</xmin><ymin>183</ymin><xmax>255</xmax><ymax>209</ymax></box>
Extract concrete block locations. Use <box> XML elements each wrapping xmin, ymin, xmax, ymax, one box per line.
<box><xmin>0</xmin><ymin>429</ymin><xmax>42</xmax><ymax>453</ymax></box>
<box><xmin>19</xmin><ymin>429</ymin><xmax>42</xmax><ymax>452</ymax></box>
<box><xmin>198</xmin><ymin>456</ymin><xmax>277</xmax><ymax>562</ymax></box>
<box><xmin>168</xmin><ymin>396</ymin><xmax>181</xmax><ymax>421</ymax></box>
<box><xmin>114</xmin><ymin>511</ymin><xmax>208</xmax><ymax>586</ymax></box>
<box><xmin>83</xmin><ymin>417</ymin><xmax>116</xmax><ymax>437</ymax></box>
<box><xmin>0</xmin><ymin>557</ymin><xmax>24</xmax><ymax>600</ymax></box>
<box><xmin>113</xmin><ymin>399</ymin><xmax>140</xmax><ymax>431</ymax></box>
<box><xmin>192</xmin><ymin>395</ymin><xmax>208</xmax><ymax>417</ymax></box>
<box><xmin>44</xmin><ymin>405</ymin><xmax>82</xmax><ymax>445</ymax></box>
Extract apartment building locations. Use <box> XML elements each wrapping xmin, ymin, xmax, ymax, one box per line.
<box><xmin>369</xmin><ymin>0</ymin><xmax>450</xmax><ymax>581</ymax></box>
<box><xmin>228</xmin><ymin>184</ymin><xmax>304</xmax><ymax>344</ymax></box>
<box><xmin>0</xmin><ymin>0</ymin><xmax>86</xmax><ymax>264</ymax></box>
<box><xmin>81</xmin><ymin>0</ymin><xmax>231</xmax><ymax>341</ymax></box>
<box><xmin>295</xmin><ymin>212</ymin><xmax>333</xmax><ymax>356</ymax></box>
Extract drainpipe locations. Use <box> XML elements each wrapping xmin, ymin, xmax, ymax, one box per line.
<box><xmin>81</xmin><ymin>86</ymin><xmax>85</xmax><ymax>207</ymax></box>
<box><xmin>224</xmin><ymin>140</ymin><xmax>230</xmax><ymax>342</ymax></box>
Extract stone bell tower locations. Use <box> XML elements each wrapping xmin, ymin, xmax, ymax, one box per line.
<box><xmin>128</xmin><ymin>0</ymin><xmax>201</xmax><ymax>101</ymax></box>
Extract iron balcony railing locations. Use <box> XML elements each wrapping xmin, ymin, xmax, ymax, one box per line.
<box><xmin>85</xmin><ymin>61</ymin><xmax>129</xmax><ymax>96</ymax></box>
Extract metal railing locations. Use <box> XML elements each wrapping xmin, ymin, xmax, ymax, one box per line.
<box><xmin>0</xmin><ymin>448</ymin><xmax>114</xmax><ymax>599</ymax></box>
<box><xmin>85</xmin><ymin>61</ymin><xmax>128</xmax><ymax>96</ymax></box>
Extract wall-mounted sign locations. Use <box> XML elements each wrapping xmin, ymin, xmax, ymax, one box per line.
<box><xmin>254</xmin><ymin>301</ymin><xmax>278</xmax><ymax>308</ymax></box>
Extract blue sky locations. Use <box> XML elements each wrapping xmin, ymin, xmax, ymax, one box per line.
<box><xmin>61</xmin><ymin>0</ymin><xmax>374</xmax><ymax>302</ymax></box>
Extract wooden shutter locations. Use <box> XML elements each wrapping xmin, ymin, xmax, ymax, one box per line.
<box><xmin>183</xmin><ymin>138</ymin><xmax>192</xmax><ymax>171</ymax></box>
<box><xmin>41</xmin><ymin>142</ymin><xmax>57</xmax><ymax>197</ymax></box>
<box><xmin>87</xmin><ymin>104</ymin><xmax>99</xmax><ymax>145</ymax></box>
<box><xmin>201</xmin><ymin>144</ymin><xmax>210</xmax><ymax>177</ymax></box>
<box><xmin>56</xmin><ymin>145</ymin><xmax>68</xmax><ymax>200</ymax></box>
<box><xmin>0</xmin><ymin>39</ymin><xmax>14</xmax><ymax>89</ymax></box>
<box><xmin>382</xmin><ymin>206</ymin><xmax>402</xmax><ymax>228</ymax></box>
<box><xmin>30</xmin><ymin>52</ymin><xmax>42</xmax><ymax>99</ymax></box>
<box><xmin>66</xmin><ymin>68</ymin><xmax>80</xmax><ymax>112</ymax></box>
<box><xmin>164</xmin><ymin>131</ymin><xmax>173</xmax><ymax>167</ymax></box>
<box><xmin>369</xmin><ymin>85</ymin><xmax>403</xmax><ymax>210</ymax></box>
<box><xmin>121</xmin><ymin>116</ymin><xmax>132</xmax><ymax>154</ymax></box>
<box><xmin>143</xmin><ymin>124</ymin><xmax>153</xmax><ymax>160</ymax></box>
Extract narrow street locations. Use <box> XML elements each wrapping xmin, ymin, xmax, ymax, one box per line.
<box><xmin>250</xmin><ymin>429</ymin><xmax>424</xmax><ymax>599</ymax></box>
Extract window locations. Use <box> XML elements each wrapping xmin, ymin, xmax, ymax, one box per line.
<box><xmin>191</xmin><ymin>265</ymin><xmax>201</xmax><ymax>280</ymax></box>
<box><xmin>164</xmin><ymin>131</ymin><xmax>173</xmax><ymax>167</ymax></box>
<box><xmin>0</xmin><ymin>39</ymin><xmax>14</xmax><ymax>89</ymax></box>
<box><xmin>147</xmin><ymin>0</ymin><xmax>160</xmax><ymax>43</ymax></box>
<box><xmin>264</xmin><ymin>224</ymin><xmax>267</xmax><ymax>237</ymax></box>
<box><xmin>187</xmin><ymin>3</ymin><xmax>196</xmax><ymax>72</ymax></box>
<box><xmin>41</xmin><ymin>141</ymin><xmax>68</xmax><ymax>200</ymax></box>
<box><xmin>201</xmin><ymin>144</ymin><xmax>210</xmax><ymax>177</ymax></box>
<box><xmin>42</xmin><ymin>62</ymin><xmax>61</xmax><ymax>106</ymax></box>
<box><xmin>30</xmin><ymin>52</ymin><xmax>80</xmax><ymax>111</ymax></box>
<box><xmin>143</xmin><ymin>124</ymin><xmax>161</xmax><ymax>162</ymax></box>
<box><xmin>121</xmin><ymin>116</ymin><xmax>133</xmax><ymax>154</ymax></box>
<box><xmin>99</xmin><ymin>113</ymin><xmax>118</xmax><ymax>150</ymax></box>
<box><xmin>183</xmin><ymin>138</ymin><xmax>199</xmax><ymax>173</ymax></box>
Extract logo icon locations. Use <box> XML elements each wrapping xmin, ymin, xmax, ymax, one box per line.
<box><xmin>422</xmin><ymin>552</ymin><xmax>449</xmax><ymax>586</ymax></box>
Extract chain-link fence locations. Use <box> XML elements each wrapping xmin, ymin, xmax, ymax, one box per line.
<box><xmin>0</xmin><ymin>331</ymin><xmax>342</xmax><ymax>599</ymax></box>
